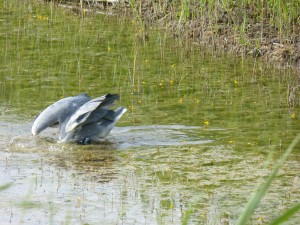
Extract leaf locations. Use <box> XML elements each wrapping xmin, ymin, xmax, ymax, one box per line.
<box><xmin>268</xmin><ymin>202</ymin><xmax>300</xmax><ymax>225</ymax></box>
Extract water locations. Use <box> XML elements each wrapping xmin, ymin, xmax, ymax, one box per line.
<box><xmin>1</xmin><ymin>1</ymin><xmax>300</xmax><ymax>224</ymax></box>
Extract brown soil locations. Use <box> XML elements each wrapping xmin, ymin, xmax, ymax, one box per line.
<box><xmin>45</xmin><ymin>0</ymin><xmax>300</xmax><ymax>68</ymax></box>
<box><xmin>135</xmin><ymin>1</ymin><xmax>300</xmax><ymax>68</ymax></box>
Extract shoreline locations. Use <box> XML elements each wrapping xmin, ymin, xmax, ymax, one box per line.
<box><xmin>42</xmin><ymin>0</ymin><xmax>300</xmax><ymax>69</ymax></box>
<box><xmin>130</xmin><ymin>0</ymin><xmax>300</xmax><ymax>69</ymax></box>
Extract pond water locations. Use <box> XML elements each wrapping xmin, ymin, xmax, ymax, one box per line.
<box><xmin>1</xmin><ymin>1</ymin><xmax>300</xmax><ymax>224</ymax></box>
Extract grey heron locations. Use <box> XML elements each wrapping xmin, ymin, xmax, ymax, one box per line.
<box><xmin>32</xmin><ymin>93</ymin><xmax>127</xmax><ymax>144</ymax></box>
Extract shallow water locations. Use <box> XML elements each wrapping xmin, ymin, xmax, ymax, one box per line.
<box><xmin>1</xmin><ymin>1</ymin><xmax>300</xmax><ymax>224</ymax></box>
<box><xmin>0</xmin><ymin>121</ymin><xmax>213</xmax><ymax>149</ymax></box>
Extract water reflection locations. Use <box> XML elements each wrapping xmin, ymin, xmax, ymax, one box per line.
<box><xmin>2</xmin><ymin>121</ymin><xmax>213</xmax><ymax>149</ymax></box>
<box><xmin>110</xmin><ymin>125</ymin><xmax>214</xmax><ymax>148</ymax></box>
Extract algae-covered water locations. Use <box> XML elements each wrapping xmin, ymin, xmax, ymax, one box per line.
<box><xmin>1</xmin><ymin>1</ymin><xmax>300</xmax><ymax>224</ymax></box>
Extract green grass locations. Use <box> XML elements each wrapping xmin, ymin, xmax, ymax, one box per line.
<box><xmin>269</xmin><ymin>202</ymin><xmax>300</xmax><ymax>225</ymax></box>
<box><xmin>128</xmin><ymin>0</ymin><xmax>299</xmax><ymax>52</ymax></box>
<box><xmin>31</xmin><ymin>0</ymin><xmax>299</xmax><ymax>59</ymax></box>
<box><xmin>236</xmin><ymin>132</ymin><xmax>300</xmax><ymax>224</ymax></box>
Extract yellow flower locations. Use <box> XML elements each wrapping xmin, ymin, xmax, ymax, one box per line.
<box><xmin>129</xmin><ymin>105</ymin><xmax>134</xmax><ymax>112</ymax></box>
<box><xmin>291</xmin><ymin>113</ymin><xmax>296</xmax><ymax>119</ymax></box>
<box><xmin>178</xmin><ymin>98</ymin><xmax>183</xmax><ymax>104</ymax></box>
<box><xmin>169</xmin><ymin>80</ymin><xmax>174</xmax><ymax>85</ymax></box>
<box><xmin>171</xmin><ymin>64</ymin><xmax>176</xmax><ymax>68</ymax></box>
<box><xmin>107</xmin><ymin>46</ymin><xmax>111</xmax><ymax>52</ymax></box>
<box><xmin>203</xmin><ymin>120</ymin><xmax>209</xmax><ymax>126</ymax></box>
<box><xmin>201</xmin><ymin>211</ymin><xmax>207</xmax><ymax>218</ymax></box>
<box><xmin>36</xmin><ymin>15</ymin><xmax>48</xmax><ymax>21</ymax></box>
<box><xmin>257</xmin><ymin>217</ymin><xmax>264</xmax><ymax>223</ymax></box>
<box><xmin>159</xmin><ymin>80</ymin><xmax>164</xmax><ymax>87</ymax></box>
<box><xmin>234</xmin><ymin>80</ymin><xmax>238</xmax><ymax>84</ymax></box>
<box><xmin>82</xmin><ymin>9</ymin><xmax>88</xmax><ymax>14</ymax></box>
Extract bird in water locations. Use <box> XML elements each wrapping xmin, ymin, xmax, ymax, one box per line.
<box><xmin>31</xmin><ymin>93</ymin><xmax>127</xmax><ymax>144</ymax></box>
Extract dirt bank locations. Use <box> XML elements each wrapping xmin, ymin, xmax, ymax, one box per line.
<box><xmin>44</xmin><ymin>0</ymin><xmax>300</xmax><ymax>68</ymax></box>
<box><xmin>132</xmin><ymin>1</ymin><xmax>299</xmax><ymax>68</ymax></box>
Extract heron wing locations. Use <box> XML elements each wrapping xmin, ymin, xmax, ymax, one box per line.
<box><xmin>65</xmin><ymin>94</ymin><xmax>120</xmax><ymax>132</ymax></box>
<box><xmin>31</xmin><ymin>94</ymin><xmax>90</xmax><ymax>135</ymax></box>
<box><xmin>75</xmin><ymin>107</ymin><xmax>127</xmax><ymax>142</ymax></box>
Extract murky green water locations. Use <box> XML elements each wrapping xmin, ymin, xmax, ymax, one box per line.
<box><xmin>1</xmin><ymin>1</ymin><xmax>300</xmax><ymax>224</ymax></box>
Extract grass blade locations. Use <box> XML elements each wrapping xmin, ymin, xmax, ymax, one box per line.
<box><xmin>268</xmin><ymin>202</ymin><xmax>300</xmax><ymax>225</ymax></box>
<box><xmin>236</xmin><ymin>133</ymin><xmax>300</xmax><ymax>225</ymax></box>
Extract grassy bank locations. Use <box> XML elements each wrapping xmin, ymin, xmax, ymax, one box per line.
<box><xmin>46</xmin><ymin>0</ymin><xmax>300</xmax><ymax>67</ymax></box>
<box><xmin>129</xmin><ymin>0</ymin><xmax>299</xmax><ymax>65</ymax></box>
